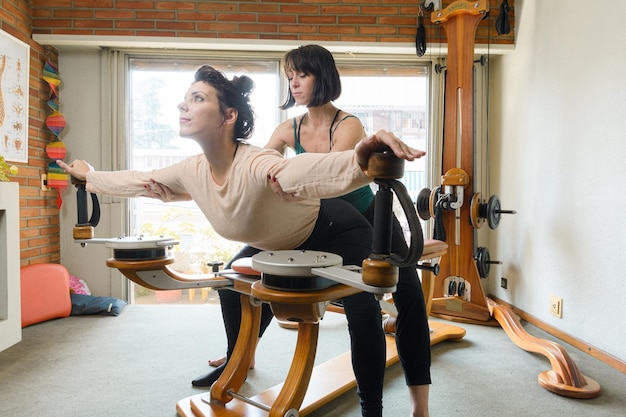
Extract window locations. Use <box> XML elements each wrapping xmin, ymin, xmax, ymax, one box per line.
<box><xmin>334</xmin><ymin>64</ymin><xmax>428</xmax><ymax>202</ymax></box>
<box><xmin>126</xmin><ymin>55</ymin><xmax>430</xmax><ymax>304</ymax></box>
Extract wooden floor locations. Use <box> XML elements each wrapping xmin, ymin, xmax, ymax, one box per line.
<box><xmin>176</xmin><ymin>320</ymin><xmax>465</xmax><ymax>417</ymax></box>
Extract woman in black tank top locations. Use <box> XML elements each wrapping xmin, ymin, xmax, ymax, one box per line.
<box><xmin>202</xmin><ymin>45</ymin><xmax>432</xmax><ymax>417</ymax></box>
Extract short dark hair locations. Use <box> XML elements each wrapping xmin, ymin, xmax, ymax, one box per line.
<box><xmin>194</xmin><ymin>65</ymin><xmax>255</xmax><ymax>140</ymax></box>
<box><xmin>279</xmin><ymin>45</ymin><xmax>342</xmax><ymax>110</ymax></box>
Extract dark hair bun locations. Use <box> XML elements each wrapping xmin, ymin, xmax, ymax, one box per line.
<box><xmin>232</xmin><ymin>74</ymin><xmax>255</xmax><ymax>98</ymax></box>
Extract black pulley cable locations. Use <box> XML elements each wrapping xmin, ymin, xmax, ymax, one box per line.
<box><xmin>89</xmin><ymin>191</ymin><xmax>101</xmax><ymax>227</ymax></box>
<box><xmin>76</xmin><ymin>183</ymin><xmax>101</xmax><ymax>228</ymax></box>
<box><xmin>496</xmin><ymin>0</ymin><xmax>511</xmax><ymax>35</ymax></box>
<box><xmin>373</xmin><ymin>178</ymin><xmax>424</xmax><ymax>267</ymax></box>
<box><xmin>433</xmin><ymin>201</ymin><xmax>446</xmax><ymax>242</ymax></box>
<box><xmin>415</xmin><ymin>8</ymin><xmax>427</xmax><ymax>57</ymax></box>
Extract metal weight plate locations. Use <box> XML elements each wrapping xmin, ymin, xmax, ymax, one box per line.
<box><xmin>457</xmin><ymin>280</ymin><xmax>466</xmax><ymax>297</ymax></box>
<box><xmin>486</xmin><ymin>195</ymin><xmax>501</xmax><ymax>230</ymax></box>
<box><xmin>476</xmin><ymin>246</ymin><xmax>491</xmax><ymax>278</ymax></box>
<box><xmin>416</xmin><ymin>188</ymin><xmax>432</xmax><ymax>220</ymax></box>
<box><xmin>448</xmin><ymin>277</ymin><xmax>457</xmax><ymax>296</ymax></box>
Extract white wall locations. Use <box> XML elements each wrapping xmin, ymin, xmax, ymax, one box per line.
<box><xmin>488</xmin><ymin>0</ymin><xmax>625</xmax><ymax>361</ymax></box>
<box><xmin>0</xmin><ymin>183</ymin><xmax>21</xmax><ymax>352</ymax></box>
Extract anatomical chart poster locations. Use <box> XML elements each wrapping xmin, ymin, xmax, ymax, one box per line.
<box><xmin>0</xmin><ymin>29</ymin><xmax>29</xmax><ymax>163</ymax></box>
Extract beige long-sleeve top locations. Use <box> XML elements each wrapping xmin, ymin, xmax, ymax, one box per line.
<box><xmin>85</xmin><ymin>142</ymin><xmax>371</xmax><ymax>250</ymax></box>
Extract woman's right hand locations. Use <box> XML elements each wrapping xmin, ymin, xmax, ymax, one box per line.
<box><xmin>56</xmin><ymin>159</ymin><xmax>93</xmax><ymax>182</ymax></box>
<box><xmin>143</xmin><ymin>181</ymin><xmax>192</xmax><ymax>202</ymax></box>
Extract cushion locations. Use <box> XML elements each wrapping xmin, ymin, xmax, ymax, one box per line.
<box><xmin>231</xmin><ymin>257</ymin><xmax>261</xmax><ymax>276</ymax></box>
<box><xmin>69</xmin><ymin>274</ymin><xmax>91</xmax><ymax>295</ymax></box>
<box><xmin>20</xmin><ymin>264</ymin><xmax>72</xmax><ymax>328</ymax></box>
<box><xmin>70</xmin><ymin>293</ymin><xmax>127</xmax><ymax>316</ymax></box>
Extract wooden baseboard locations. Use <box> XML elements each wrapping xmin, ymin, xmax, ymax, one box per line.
<box><xmin>489</xmin><ymin>295</ymin><xmax>626</xmax><ymax>375</ymax></box>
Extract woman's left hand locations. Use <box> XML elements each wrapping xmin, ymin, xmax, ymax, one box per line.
<box><xmin>355</xmin><ymin>130</ymin><xmax>426</xmax><ymax>168</ymax></box>
<box><xmin>268</xmin><ymin>175</ymin><xmax>303</xmax><ymax>202</ymax></box>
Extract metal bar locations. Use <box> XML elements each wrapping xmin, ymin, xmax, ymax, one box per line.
<box><xmin>226</xmin><ymin>390</ymin><xmax>272</xmax><ymax>412</ymax></box>
<box><xmin>312</xmin><ymin>266</ymin><xmax>395</xmax><ymax>294</ymax></box>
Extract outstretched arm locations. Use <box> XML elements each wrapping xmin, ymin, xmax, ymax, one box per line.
<box><xmin>56</xmin><ymin>159</ymin><xmax>191</xmax><ymax>201</ymax></box>
<box><xmin>255</xmin><ymin>130</ymin><xmax>426</xmax><ymax>200</ymax></box>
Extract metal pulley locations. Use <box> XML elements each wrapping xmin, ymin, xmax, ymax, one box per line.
<box><xmin>415</xmin><ymin>186</ymin><xmax>447</xmax><ymax>242</ymax></box>
<box><xmin>474</xmin><ymin>246</ymin><xmax>502</xmax><ymax>278</ymax></box>
<box><xmin>415</xmin><ymin>186</ymin><xmax>444</xmax><ymax>221</ymax></box>
<box><xmin>416</xmin><ymin>168</ymin><xmax>470</xmax><ymax>216</ymax></box>
<box><xmin>470</xmin><ymin>193</ymin><xmax>516</xmax><ymax>229</ymax></box>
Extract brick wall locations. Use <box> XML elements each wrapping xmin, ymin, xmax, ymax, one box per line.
<box><xmin>1</xmin><ymin>0</ymin><xmax>61</xmax><ymax>267</ymax></box>
<box><xmin>29</xmin><ymin>0</ymin><xmax>514</xmax><ymax>45</ymax></box>
<box><xmin>1</xmin><ymin>0</ymin><xmax>514</xmax><ymax>267</ymax></box>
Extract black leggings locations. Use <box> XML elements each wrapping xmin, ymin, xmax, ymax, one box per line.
<box><xmin>363</xmin><ymin>202</ymin><xmax>432</xmax><ymax>386</ymax></box>
<box><xmin>218</xmin><ymin>198</ymin><xmax>386</xmax><ymax>416</ymax></box>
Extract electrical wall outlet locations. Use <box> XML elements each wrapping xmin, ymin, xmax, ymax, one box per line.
<box><xmin>41</xmin><ymin>174</ymin><xmax>49</xmax><ymax>191</ymax></box>
<box><xmin>549</xmin><ymin>296</ymin><xmax>563</xmax><ymax>318</ymax></box>
<box><xmin>500</xmin><ymin>277</ymin><xmax>507</xmax><ymax>289</ymax></box>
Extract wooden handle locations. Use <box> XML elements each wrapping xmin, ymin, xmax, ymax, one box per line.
<box><xmin>73</xmin><ymin>225</ymin><xmax>94</xmax><ymax>240</ymax></box>
<box><xmin>362</xmin><ymin>258</ymin><xmax>398</xmax><ymax>288</ymax></box>
<box><xmin>366</xmin><ymin>150</ymin><xmax>405</xmax><ymax>180</ymax></box>
<box><xmin>70</xmin><ymin>175</ymin><xmax>86</xmax><ymax>186</ymax></box>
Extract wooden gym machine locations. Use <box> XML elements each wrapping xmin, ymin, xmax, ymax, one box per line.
<box><xmin>415</xmin><ymin>0</ymin><xmax>600</xmax><ymax>398</ymax></box>
<box><xmin>71</xmin><ymin>151</ymin><xmax>465</xmax><ymax>417</ymax></box>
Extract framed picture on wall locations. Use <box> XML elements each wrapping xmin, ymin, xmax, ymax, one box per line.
<box><xmin>0</xmin><ymin>29</ymin><xmax>30</xmax><ymax>163</ymax></box>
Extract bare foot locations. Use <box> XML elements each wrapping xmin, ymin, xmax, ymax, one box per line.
<box><xmin>209</xmin><ymin>356</ymin><xmax>255</xmax><ymax>369</ymax></box>
<box><xmin>208</xmin><ymin>356</ymin><xmax>226</xmax><ymax>367</ymax></box>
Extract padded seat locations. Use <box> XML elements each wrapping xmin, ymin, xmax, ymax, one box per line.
<box><xmin>20</xmin><ymin>263</ymin><xmax>72</xmax><ymax>328</ymax></box>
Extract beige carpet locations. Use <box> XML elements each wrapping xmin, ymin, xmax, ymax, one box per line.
<box><xmin>0</xmin><ymin>304</ymin><xmax>624</xmax><ymax>417</ymax></box>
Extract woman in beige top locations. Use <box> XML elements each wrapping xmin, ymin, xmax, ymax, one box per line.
<box><xmin>59</xmin><ymin>64</ymin><xmax>424</xmax><ymax>417</ymax></box>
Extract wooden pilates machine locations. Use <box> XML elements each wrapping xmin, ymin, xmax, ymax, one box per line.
<box><xmin>411</xmin><ymin>0</ymin><xmax>600</xmax><ymax>399</ymax></box>
<box><xmin>72</xmin><ymin>150</ymin><xmax>465</xmax><ymax>417</ymax></box>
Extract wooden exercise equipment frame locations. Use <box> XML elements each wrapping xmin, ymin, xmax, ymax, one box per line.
<box><xmin>75</xmin><ymin>152</ymin><xmax>465</xmax><ymax>417</ymax></box>
<box><xmin>423</xmin><ymin>0</ymin><xmax>599</xmax><ymax>398</ymax></box>
<box><xmin>105</xmin><ymin>239</ymin><xmax>462</xmax><ymax>417</ymax></box>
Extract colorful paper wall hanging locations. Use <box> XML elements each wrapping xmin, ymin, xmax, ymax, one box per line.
<box><xmin>45</xmin><ymin>140</ymin><xmax>67</xmax><ymax>160</ymax></box>
<box><xmin>43</xmin><ymin>60</ymin><xmax>68</xmax><ymax>208</ymax></box>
